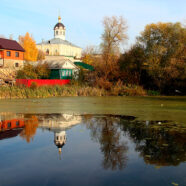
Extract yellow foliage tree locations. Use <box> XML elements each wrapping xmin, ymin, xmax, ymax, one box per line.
<box><xmin>19</xmin><ymin>32</ymin><xmax>38</xmax><ymax>62</ymax></box>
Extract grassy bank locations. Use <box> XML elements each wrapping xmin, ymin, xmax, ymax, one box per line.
<box><xmin>0</xmin><ymin>84</ymin><xmax>147</xmax><ymax>99</ymax></box>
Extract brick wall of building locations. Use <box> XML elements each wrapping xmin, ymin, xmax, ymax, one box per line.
<box><xmin>3</xmin><ymin>59</ymin><xmax>24</xmax><ymax>68</ymax></box>
<box><xmin>3</xmin><ymin>50</ymin><xmax>24</xmax><ymax>60</ymax></box>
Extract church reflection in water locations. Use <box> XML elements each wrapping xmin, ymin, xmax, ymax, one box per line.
<box><xmin>0</xmin><ymin>113</ymin><xmax>82</xmax><ymax>156</ymax></box>
<box><xmin>0</xmin><ymin>113</ymin><xmax>186</xmax><ymax>169</ymax></box>
<box><xmin>37</xmin><ymin>114</ymin><xmax>82</xmax><ymax>155</ymax></box>
<box><xmin>54</xmin><ymin>131</ymin><xmax>66</xmax><ymax>155</ymax></box>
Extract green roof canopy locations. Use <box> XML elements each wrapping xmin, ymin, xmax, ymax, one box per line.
<box><xmin>74</xmin><ymin>62</ymin><xmax>94</xmax><ymax>71</ymax></box>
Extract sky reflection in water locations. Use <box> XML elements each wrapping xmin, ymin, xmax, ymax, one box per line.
<box><xmin>0</xmin><ymin>113</ymin><xmax>185</xmax><ymax>186</ymax></box>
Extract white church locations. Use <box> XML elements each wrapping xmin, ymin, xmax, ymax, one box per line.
<box><xmin>37</xmin><ymin>15</ymin><xmax>82</xmax><ymax>59</ymax></box>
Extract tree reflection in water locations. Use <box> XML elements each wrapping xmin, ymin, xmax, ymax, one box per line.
<box><xmin>120</xmin><ymin>119</ymin><xmax>186</xmax><ymax>167</ymax></box>
<box><xmin>84</xmin><ymin>115</ymin><xmax>128</xmax><ymax>170</ymax></box>
<box><xmin>2</xmin><ymin>113</ymin><xmax>185</xmax><ymax>169</ymax></box>
<box><xmin>83</xmin><ymin>114</ymin><xmax>186</xmax><ymax>169</ymax></box>
<box><xmin>20</xmin><ymin>115</ymin><xmax>39</xmax><ymax>143</ymax></box>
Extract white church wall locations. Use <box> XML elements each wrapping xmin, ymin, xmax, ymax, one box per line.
<box><xmin>36</xmin><ymin>16</ymin><xmax>82</xmax><ymax>59</ymax></box>
<box><xmin>37</xmin><ymin>43</ymin><xmax>82</xmax><ymax>58</ymax></box>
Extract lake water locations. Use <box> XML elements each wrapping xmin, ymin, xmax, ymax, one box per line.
<box><xmin>0</xmin><ymin>97</ymin><xmax>186</xmax><ymax>186</ymax></box>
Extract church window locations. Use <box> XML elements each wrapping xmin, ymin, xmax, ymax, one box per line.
<box><xmin>60</xmin><ymin>31</ymin><xmax>62</xmax><ymax>35</ymax></box>
<box><xmin>56</xmin><ymin>31</ymin><xmax>58</xmax><ymax>35</ymax></box>
<box><xmin>46</xmin><ymin>49</ymin><xmax>49</xmax><ymax>55</ymax></box>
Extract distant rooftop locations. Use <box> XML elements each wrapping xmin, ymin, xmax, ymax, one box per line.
<box><xmin>36</xmin><ymin>59</ymin><xmax>78</xmax><ymax>69</ymax></box>
<box><xmin>37</xmin><ymin>38</ymin><xmax>81</xmax><ymax>49</ymax></box>
<box><xmin>0</xmin><ymin>38</ymin><xmax>25</xmax><ymax>52</ymax></box>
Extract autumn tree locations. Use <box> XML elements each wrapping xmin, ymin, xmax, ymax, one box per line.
<box><xmin>93</xmin><ymin>16</ymin><xmax>128</xmax><ymax>87</ymax></box>
<box><xmin>183</xmin><ymin>19</ymin><xmax>186</xmax><ymax>28</ymax></box>
<box><xmin>37</xmin><ymin>49</ymin><xmax>45</xmax><ymax>61</ymax></box>
<box><xmin>119</xmin><ymin>44</ymin><xmax>145</xmax><ymax>84</ymax></box>
<box><xmin>101</xmin><ymin>16</ymin><xmax>128</xmax><ymax>64</ymax></box>
<box><xmin>81</xmin><ymin>46</ymin><xmax>98</xmax><ymax>65</ymax></box>
<box><xmin>137</xmin><ymin>22</ymin><xmax>186</xmax><ymax>92</ymax></box>
<box><xmin>19</xmin><ymin>32</ymin><xmax>38</xmax><ymax>62</ymax></box>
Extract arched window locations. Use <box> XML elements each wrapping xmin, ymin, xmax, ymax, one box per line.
<box><xmin>56</xmin><ymin>31</ymin><xmax>58</xmax><ymax>35</ymax></box>
<box><xmin>46</xmin><ymin>49</ymin><xmax>49</xmax><ymax>55</ymax></box>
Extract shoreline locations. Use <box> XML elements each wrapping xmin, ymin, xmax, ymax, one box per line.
<box><xmin>0</xmin><ymin>85</ymin><xmax>184</xmax><ymax>99</ymax></box>
<box><xmin>0</xmin><ymin>84</ymin><xmax>149</xmax><ymax>99</ymax></box>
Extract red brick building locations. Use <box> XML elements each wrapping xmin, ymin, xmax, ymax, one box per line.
<box><xmin>0</xmin><ymin>38</ymin><xmax>25</xmax><ymax>68</ymax></box>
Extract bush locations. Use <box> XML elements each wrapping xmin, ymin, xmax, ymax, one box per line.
<box><xmin>123</xmin><ymin>85</ymin><xmax>147</xmax><ymax>96</ymax></box>
<box><xmin>16</xmin><ymin>63</ymin><xmax>38</xmax><ymax>79</ymax></box>
<box><xmin>37</xmin><ymin>50</ymin><xmax>45</xmax><ymax>61</ymax></box>
<box><xmin>30</xmin><ymin>82</ymin><xmax>38</xmax><ymax>90</ymax></box>
<box><xmin>95</xmin><ymin>77</ymin><xmax>112</xmax><ymax>91</ymax></box>
<box><xmin>147</xmin><ymin>90</ymin><xmax>160</xmax><ymax>96</ymax></box>
<box><xmin>16</xmin><ymin>63</ymin><xmax>50</xmax><ymax>79</ymax></box>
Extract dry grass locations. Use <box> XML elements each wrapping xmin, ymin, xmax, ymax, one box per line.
<box><xmin>123</xmin><ymin>85</ymin><xmax>147</xmax><ymax>96</ymax></box>
<box><xmin>0</xmin><ymin>84</ymin><xmax>147</xmax><ymax>99</ymax></box>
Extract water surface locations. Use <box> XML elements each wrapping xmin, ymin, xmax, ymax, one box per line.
<box><xmin>0</xmin><ymin>97</ymin><xmax>186</xmax><ymax>186</ymax></box>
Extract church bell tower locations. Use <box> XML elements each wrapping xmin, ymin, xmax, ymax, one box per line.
<box><xmin>54</xmin><ymin>15</ymin><xmax>66</xmax><ymax>40</ymax></box>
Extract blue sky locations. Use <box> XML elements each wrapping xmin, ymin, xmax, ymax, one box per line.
<box><xmin>0</xmin><ymin>0</ymin><xmax>185</xmax><ymax>51</ymax></box>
